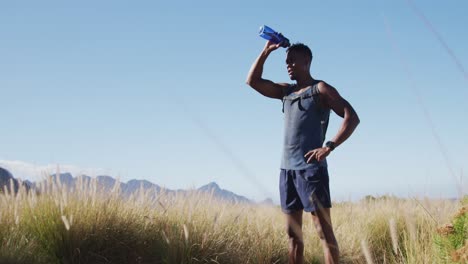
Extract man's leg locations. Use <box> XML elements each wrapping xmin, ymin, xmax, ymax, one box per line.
<box><xmin>311</xmin><ymin>207</ymin><xmax>339</xmax><ymax>264</ymax></box>
<box><xmin>286</xmin><ymin>210</ymin><xmax>304</xmax><ymax>264</ymax></box>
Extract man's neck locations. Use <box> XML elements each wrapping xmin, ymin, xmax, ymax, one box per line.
<box><xmin>295</xmin><ymin>75</ymin><xmax>315</xmax><ymax>88</ymax></box>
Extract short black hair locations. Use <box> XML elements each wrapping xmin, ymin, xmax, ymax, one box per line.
<box><xmin>286</xmin><ymin>43</ymin><xmax>313</xmax><ymax>63</ymax></box>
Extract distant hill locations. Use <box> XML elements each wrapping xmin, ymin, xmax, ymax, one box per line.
<box><xmin>46</xmin><ymin>173</ymin><xmax>163</xmax><ymax>196</ymax></box>
<box><xmin>0</xmin><ymin>167</ymin><xmax>31</xmax><ymax>193</ymax></box>
<box><xmin>198</xmin><ymin>182</ymin><xmax>250</xmax><ymax>203</ymax></box>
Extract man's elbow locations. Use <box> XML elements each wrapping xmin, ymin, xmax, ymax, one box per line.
<box><xmin>353</xmin><ymin>113</ymin><xmax>360</xmax><ymax>126</ymax></box>
<box><xmin>344</xmin><ymin>111</ymin><xmax>360</xmax><ymax>127</ymax></box>
<box><xmin>245</xmin><ymin>78</ymin><xmax>257</xmax><ymax>88</ymax></box>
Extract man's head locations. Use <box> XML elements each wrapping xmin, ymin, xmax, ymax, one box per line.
<box><xmin>286</xmin><ymin>43</ymin><xmax>313</xmax><ymax>80</ymax></box>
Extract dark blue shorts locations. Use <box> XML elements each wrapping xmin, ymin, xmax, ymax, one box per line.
<box><xmin>279</xmin><ymin>166</ymin><xmax>332</xmax><ymax>213</ymax></box>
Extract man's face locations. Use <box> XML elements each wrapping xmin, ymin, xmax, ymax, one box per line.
<box><xmin>286</xmin><ymin>50</ymin><xmax>311</xmax><ymax>80</ymax></box>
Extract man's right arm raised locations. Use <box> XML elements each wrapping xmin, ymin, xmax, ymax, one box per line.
<box><xmin>246</xmin><ymin>41</ymin><xmax>288</xmax><ymax>100</ymax></box>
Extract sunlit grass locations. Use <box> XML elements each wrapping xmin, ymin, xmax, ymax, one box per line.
<box><xmin>0</xmin><ymin>177</ymin><xmax>464</xmax><ymax>264</ymax></box>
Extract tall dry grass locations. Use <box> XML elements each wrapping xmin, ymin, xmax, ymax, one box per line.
<box><xmin>0</xmin><ymin>177</ymin><xmax>463</xmax><ymax>264</ymax></box>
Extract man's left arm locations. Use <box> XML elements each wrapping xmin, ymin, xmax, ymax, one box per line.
<box><xmin>304</xmin><ymin>82</ymin><xmax>360</xmax><ymax>163</ymax></box>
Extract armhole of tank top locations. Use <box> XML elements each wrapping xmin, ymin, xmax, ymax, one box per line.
<box><xmin>283</xmin><ymin>83</ymin><xmax>295</xmax><ymax>97</ymax></box>
<box><xmin>312</xmin><ymin>82</ymin><xmax>320</xmax><ymax>104</ymax></box>
<box><xmin>282</xmin><ymin>84</ymin><xmax>295</xmax><ymax>113</ymax></box>
<box><xmin>313</xmin><ymin>81</ymin><xmax>329</xmax><ymax>143</ymax></box>
<box><xmin>311</xmin><ymin>80</ymin><xmax>321</xmax><ymax>95</ymax></box>
<box><xmin>313</xmin><ymin>81</ymin><xmax>328</xmax><ymax>111</ymax></box>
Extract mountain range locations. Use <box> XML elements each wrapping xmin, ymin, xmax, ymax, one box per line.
<box><xmin>0</xmin><ymin>167</ymin><xmax>264</xmax><ymax>204</ymax></box>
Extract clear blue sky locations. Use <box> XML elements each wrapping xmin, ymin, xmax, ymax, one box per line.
<box><xmin>1</xmin><ymin>0</ymin><xmax>467</xmax><ymax>202</ymax></box>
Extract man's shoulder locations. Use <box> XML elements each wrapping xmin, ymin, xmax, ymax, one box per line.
<box><xmin>316</xmin><ymin>80</ymin><xmax>330</xmax><ymax>90</ymax></box>
<box><xmin>316</xmin><ymin>81</ymin><xmax>340</xmax><ymax>95</ymax></box>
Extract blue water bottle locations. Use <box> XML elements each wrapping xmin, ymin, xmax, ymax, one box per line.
<box><xmin>258</xmin><ymin>25</ymin><xmax>290</xmax><ymax>48</ymax></box>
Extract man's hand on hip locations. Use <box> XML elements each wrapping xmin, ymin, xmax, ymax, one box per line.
<box><xmin>304</xmin><ymin>147</ymin><xmax>331</xmax><ymax>163</ymax></box>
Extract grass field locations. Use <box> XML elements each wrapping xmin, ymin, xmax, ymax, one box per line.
<box><xmin>0</xmin><ymin>177</ymin><xmax>466</xmax><ymax>264</ymax></box>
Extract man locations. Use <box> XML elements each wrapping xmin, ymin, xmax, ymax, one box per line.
<box><xmin>246</xmin><ymin>40</ymin><xmax>360</xmax><ymax>264</ymax></box>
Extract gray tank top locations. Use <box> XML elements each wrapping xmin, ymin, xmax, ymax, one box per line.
<box><xmin>281</xmin><ymin>81</ymin><xmax>330</xmax><ymax>170</ymax></box>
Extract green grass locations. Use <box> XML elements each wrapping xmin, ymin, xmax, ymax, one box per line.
<box><xmin>0</xmin><ymin>178</ymin><xmax>464</xmax><ymax>264</ymax></box>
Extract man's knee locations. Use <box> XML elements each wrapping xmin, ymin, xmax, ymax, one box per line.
<box><xmin>287</xmin><ymin>223</ymin><xmax>302</xmax><ymax>238</ymax></box>
<box><xmin>287</xmin><ymin>225</ymin><xmax>303</xmax><ymax>245</ymax></box>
